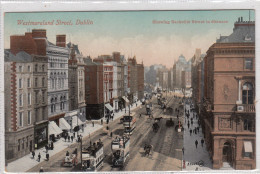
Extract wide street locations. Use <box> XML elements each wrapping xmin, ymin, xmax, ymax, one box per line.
<box><xmin>27</xmin><ymin>92</ymin><xmax>184</xmax><ymax>172</ymax></box>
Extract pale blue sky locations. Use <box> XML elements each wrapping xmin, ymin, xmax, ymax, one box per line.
<box><xmin>4</xmin><ymin>10</ymin><xmax>255</xmax><ymax>67</ymax></box>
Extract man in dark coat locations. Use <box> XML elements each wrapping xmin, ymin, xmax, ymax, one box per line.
<box><xmin>201</xmin><ymin>139</ymin><xmax>205</xmax><ymax>147</ymax></box>
<box><xmin>46</xmin><ymin>152</ymin><xmax>49</xmax><ymax>161</ymax></box>
<box><xmin>38</xmin><ymin>153</ymin><xmax>41</xmax><ymax>162</ymax></box>
<box><xmin>189</xmin><ymin>129</ymin><xmax>192</xmax><ymax>136</ymax></box>
<box><xmin>195</xmin><ymin>140</ymin><xmax>198</xmax><ymax>148</ymax></box>
<box><xmin>32</xmin><ymin>150</ymin><xmax>35</xmax><ymax>159</ymax></box>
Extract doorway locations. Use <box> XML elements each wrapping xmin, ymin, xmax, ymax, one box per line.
<box><xmin>222</xmin><ymin>142</ymin><xmax>232</xmax><ymax>165</ymax></box>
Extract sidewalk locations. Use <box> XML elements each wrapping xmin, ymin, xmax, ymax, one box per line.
<box><xmin>6</xmin><ymin>101</ymin><xmax>142</xmax><ymax>172</ymax></box>
<box><xmin>182</xmin><ymin>102</ymin><xmax>213</xmax><ymax>171</ymax></box>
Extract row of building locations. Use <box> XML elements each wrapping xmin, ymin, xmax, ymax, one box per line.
<box><xmin>4</xmin><ymin>29</ymin><xmax>144</xmax><ymax>162</ymax></box>
<box><xmin>191</xmin><ymin>17</ymin><xmax>255</xmax><ymax>169</ymax></box>
<box><xmin>145</xmin><ymin>54</ymin><xmax>192</xmax><ymax>92</ymax></box>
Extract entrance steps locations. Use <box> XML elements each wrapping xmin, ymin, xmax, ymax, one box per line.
<box><xmin>219</xmin><ymin>162</ymin><xmax>234</xmax><ymax>170</ymax></box>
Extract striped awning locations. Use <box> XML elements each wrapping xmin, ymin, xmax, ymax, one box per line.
<box><xmin>105</xmin><ymin>103</ymin><xmax>113</xmax><ymax>112</ymax></box>
<box><xmin>49</xmin><ymin>121</ymin><xmax>63</xmax><ymax>136</ymax></box>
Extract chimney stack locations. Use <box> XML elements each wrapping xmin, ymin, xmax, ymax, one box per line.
<box><xmin>241</xmin><ymin>16</ymin><xmax>243</xmax><ymax>22</ymax></box>
<box><xmin>32</xmin><ymin>29</ymin><xmax>46</xmax><ymax>38</ymax></box>
<box><xmin>56</xmin><ymin>35</ymin><xmax>66</xmax><ymax>47</ymax></box>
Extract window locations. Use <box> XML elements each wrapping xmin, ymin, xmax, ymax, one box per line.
<box><xmin>243</xmin><ymin>141</ymin><xmax>253</xmax><ymax>158</ymax></box>
<box><xmin>19</xmin><ymin>94</ymin><xmax>23</xmax><ymax>106</ymax></box>
<box><xmin>22</xmin><ymin>138</ymin><xmax>24</xmax><ymax>149</ymax></box>
<box><xmin>244</xmin><ymin>119</ymin><xmax>253</xmax><ymax>131</ymax></box>
<box><xmin>42</xmin><ymin>91</ymin><xmax>45</xmax><ymax>103</ymax></box>
<box><xmin>19</xmin><ymin>66</ymin><xmax>22</xmax><ymax>72</ymax></box>
<box><xmin>28</xmin><ymin>66</ymin><xmax>31</xmax><ymax>72</ymax></box>
<box><xmin>26</xmin><ymin>136</ymin><xmax>29</xmax><ymax>147</ymax></box>
<box><xmin>52</xmin><ymin>79</ymin><xmax>54</xmax><ymax>89</ymax></box>
<box><xmin>28</xmin><ymin>93</ymin><xmax>31</xmax><ymax>105</ymax></box>
<box><xmin>35</xmin><ymin>78</ymin><xmax>38</xmax><ymax>87</ymax></box>
<box><xmin>242</xmin><ymin>82</ymin><xmax>253</xmax><ymax>104</ymax></box>
<box><xmin>18</xmin><ymin>139</ymin><xmax>21</xmax><ymax>151</ymax></box>
<box><xmin>42</xmin><ymin>65</ymin><xmax>45</xmax><ymax>72</ymax></box>
<box><xmin>35</xmin><ymin>92</ymin><xmax>38</xmax><ymax>104</ymax></box>
<box><xmin>245</xmin><ymin>58</ymin><xmax>253</xmax><ymax>70</ymax></box>
<box><xmin>27</xmin><ymin>78</ymin><xmax>30</xmax><ymax>88</ymax></box>
<box><xmin>42</xmin><ymin>78</ymin><xmax>45</xmax><ymax>87</ymax></box>
<box><xmin>19</xmin><ymin>112</ymin><xmax>23</xmax><ymax>127</ymax></box>
<box><xmin>28</xmin><ymin>111</ymin><xmax>31</xmax><ymax>124</ymax></box>
<box><xmin>19</xmin><ymin>79</ymin><xmax>22</xmax><ymax>88</ymax></box>
<box><xmin>35</xmin><ymin>64</ymin><xmax>38</xmax><ymax>72</ymax></box>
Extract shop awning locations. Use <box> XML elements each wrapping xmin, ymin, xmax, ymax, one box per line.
<box><xmin>244</xmin><ymin>141</ymin><xmax>253</xmax><ymax>153</ymax></box>
<box><xmin>48</xmin><ymin>121</ymin><xmax>63</xmax><ymax>136</ymax></box>
<box><xmin>105</xmin><ymin>103</ymin><xmax>113</xmax><ymax>112</ymax></box>
<box><xmin>59</xmin><ymin>118</ymin><xmax>71</xmax><ymax>130</ymax></box>
<box><xmin>72</xmin><ymin>116</ymin><xmax>84</xmax><ymax>128</ymax></box>
<box><xmin>122</xmin><ymin>96</ymin><xmax>129</xmax><ymax>103</ymax></box>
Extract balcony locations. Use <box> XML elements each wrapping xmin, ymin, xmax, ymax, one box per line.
<box><xmin>237</xmin><ymin>104</ymin><xmax>255</xmax><ymax>113</ymax></box>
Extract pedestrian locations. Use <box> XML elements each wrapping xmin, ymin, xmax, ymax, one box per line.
<box><xmin>66</xmin><ymin>151</ymin><xmax>69</xmax><ymax>156</ymax></box>
<box><xmin>38</xmin><ymin>152</ymin><xmax>41</xmax><ymax>162</ymax></box>
<box><xmin>45</xmin><ymin>145</ymin><xmax>48</xmax><ymax>153</ymax></box>
<box><xmin>77</xmin><ymin>136</ymin><xmax>81</xmax><ymax>142</ymax></box>
<box><xmin>32</xmin><ymin>150</ymin><xmax>35</xmax><ymax>159</ymax></box>
<box><xmin>182</xmin><ymin>147</ymin><xmax>184</xmax><ymax>155</ymax></box>
<box><xmin>106</xmin><ymin>126</ymin><xmax>109</xmax><ymax>130</ymax></box>
<box><xmin>187</xmin><ymin>123</ymin><xmax>190</xmax><ymax>129</ymax></box>
<box><xmin>92</xmin><ymin>121</ymin><xmax>94</xmax><ymax>127</ymax></box>
<box><xmin>197</xmin><ymin>127</ymin><xmax>200</xmax><ymax>133</ymax></box>
<box><xmin>189</xmin><ymin>129</ymin><xmax>192</xmax><ymax>136</ymax></box>
<box><xmin>136</xmin><ymin>103</ymin><xmax>137</xmax><ymax>107</ymax></box>
<box><xmin>71</xmin><ymin>135</ymin><xmax>74</xmax><ymax>142</ymax></box>
<box><xmin>106</xmin><ymin>119</ymin><xmax>109</xmax><ymax>124</ymax></box>
<box><xmin>195</xmin><ymin>128</ymin><xmax>197</xmax><ymax>134</ymax></box>
<box><xmin>64</xmin><ymin>135</ymin><xmax>67</xmax><ymax>142</ymax></box>
<box><xmin>177</xmin><ymin>115</ymin><xmax>179</xmax><ymax>119</ymax></box>
<box><xmin>46</xmin><ymin>152</ymin><xmax>49</xmax><ymax>161</ymax></box>
<box><xmin>39</xmin><ymin>167</ymin><xmax>44</xmax><ymax>172</ymax></box>
<box><xmin>191</xmin><ymin>120</ymin><xmax>193</xmax><ymax>125</ymax></box>
<box><xmin>68</xmin><ymin>135</ymin><xmax>70</xmax><ymax>142</ymax></box>
<box><xmin>51</xmin><ymin>141</ymin><xmax>54</xmax><ymax>150</ymax></box>
<box><xmin>195</xmin><ymin>140</ymin><xmax>198</xmax><ymax>148</ymax></box>
<box><xmin>110</xmin><ymin>131</ymin><xmax>113</xmax><ymax>138</ymax></box>
<box><xmin>201</xmin><ymin>139</ymin><xmax>204</xmax><ymax>147</ymax></box>
<box><xmin>139</xmin><ymin>114</ymin><xmax>142</xmax><ymax>118</ymax></box>
<box><xmin>73</xmin><ymin>132</ymin><xmax>75</xmax><ymax>137</ymax></box>
<box><xmin>111</xmin><ymin>114</ymin><xmax>114</xmax><ymax>121</ymax></box>
<box><xmin>101</xmin><ymin>119</ymin><xmax>103</xmax><ymax>125</ymax></box>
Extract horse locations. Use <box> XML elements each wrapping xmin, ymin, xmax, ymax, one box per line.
<box><xmin>154</xmin><ymin>117</ymin><xmax>163</xmax><ymax>122</ymax></box>
<box><xmin>144</xmin><ymin>144</ymin><xmax>153</xmax><ymax>157</ymax></box>
<box><xmin>152</xmin><ymin>123</ymin><xmax>159</xmax><ymax>132</ymax></box>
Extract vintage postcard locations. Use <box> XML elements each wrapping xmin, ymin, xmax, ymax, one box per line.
<box><xmin>2</xmin><ymin>8</ymin><xmax>256</xmax><ymax>172</ymax></box>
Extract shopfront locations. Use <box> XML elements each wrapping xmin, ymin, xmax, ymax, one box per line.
<box><xmin>34</xmin><ymin>121</ymin><xmax>48</xmax><ymax>149</ymax></box>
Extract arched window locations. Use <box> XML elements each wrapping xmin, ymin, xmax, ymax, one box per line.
<box><xmin>52</xmin><ymin>79</ymin><xmax>54</xmax><ymax>89</ymax></box>
<box><xmin>242</xmin><ymin>82</ymin><xmax>253</xmax><ymax>104</ymax></box>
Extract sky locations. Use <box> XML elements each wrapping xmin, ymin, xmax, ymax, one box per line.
<box><xmin>4</xmin><ymin>10</ymin><xmax>255</xmax><ymax>68</ymax></box>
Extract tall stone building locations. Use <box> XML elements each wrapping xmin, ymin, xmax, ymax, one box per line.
<box><xmin>137</xmin><ymin>62</ymin><xmax>144</xmax><ymax>100</ymax></box>
<box><xmin>201</xmin><ymin>17</ymin><xmax>255</xmax><ymax>169</ymax></box>
<box><xmin>47</xmin><ymin>35</ymin><xmax>70</xmax><ymax>125</ymax></box>
<box><xmin>5</xmin><ymin>30</ymin><xmax>48</xmax><ymax>162</ymax></box>
<box><xmin>67</xmin><ymin>42</ymin><xmax>86</xmax><ymax>121</ymax></box>
<box><xmin>128</xmin><ymin>56</ymin><xmax>138</xmax><ymax>102</ymax></box>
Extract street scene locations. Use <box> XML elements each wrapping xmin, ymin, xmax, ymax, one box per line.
<box><xmin>3</xmin><ymin>10</ymin><xmax>255</xmax><ymax>172</ymax></box>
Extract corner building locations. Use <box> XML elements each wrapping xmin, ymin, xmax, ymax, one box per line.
<box><xmin>202</xmin><ymin>18</ymin><xmax>255</xmax><ymax>169</ymax></box>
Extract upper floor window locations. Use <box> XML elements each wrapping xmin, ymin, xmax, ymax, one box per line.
<box><xmin>19</xmin><ymin>94</ymin><xmax>23</xmax><ymax>106</ymax></box>
<box><xmin>28</xmin><ymin>66</ymin><xmax>31</xmax><ymax>72</ymax></box>
<box><xmin>27</xmin><ymin>78</ymin><xmax>31</xmax><ymax>88</ymax></box>
<box><xmin>242</xmin><ymin>82</ymin><xmax>253</xmax><ymax>104</ymax></box>
<box><xmin>19</xmin><ymin>66</ymin><xmax>22</xmax><ymax>72</ymax></box>
<box><xmin>35</xmin><ymin>78</ymin><xmax>38</xmax><ymax>87</ymax></box>
<box><xmin>42</xmin><ymin>78</ymin><xmax>45</xmax><ymax>87</ymax></box>
<box><xmin>19</xmin><ymin>79</ymin><xmax>22</xmax><ymax>88</ymax></box>
<box><xmin>42</xmin><ymin>65</ymin><xmax>45</xmax><ymax>72</ymax></box>
<box><xmin>245</xmin><ymin>58</ymin><xmax>253</xmax><ymax>70</ymax></box>
<box><xmin>19</xmin><ymin>112</ymin><xmax>23</xmax><ymax>127</ymax></box>
<box><xmin>244</xmin><ymin>119</ymin><xmax>254</xmax><ymax>131</ymax></box>
<box><xmin>28</xmin><ymin>111</ymin><xmax>31</xmax><ymax>125</ymax></box>
<box><xmin>35</xmin><ymin>64</ymin><xmax>38</xmax><ymax>72</ymax></box>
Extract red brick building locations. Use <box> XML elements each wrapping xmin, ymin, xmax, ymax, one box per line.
<box><xmin>84</xmin><ymin>57</ymin><xmax>104</xmax><ymax>119</ymax></box>
<box><xmin>201</xmin><ymin>18</ymin><xmax>255</xmax><ymax>169</ymax></box>
<box><xmin>137</xmin><ymin>63</ymin><xmax>144</xmax><ymax>100</ymax></box>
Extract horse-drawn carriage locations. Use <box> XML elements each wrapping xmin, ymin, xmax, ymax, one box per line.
<box><xmin>152</xmin><ymin>122</ymin><xmax>160</xmax><ymax>132</ymax></box>
<box><xmin>62</xmin><ymin>149</ymin><xmax>78</xmax><ymax>167</ymax></box>
<box><xmin>143</xmin><ymin>144</ymin><xmax>153</xmax><ymax>157</ymax></box>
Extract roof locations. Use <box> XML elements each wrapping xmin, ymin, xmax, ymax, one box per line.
<box><xmin>5</xmin><ymin>49</ymin><xmax>32</xmax><ymax>62</ymax></box>
<box><xmin>217</xmin><ymin>19</ymin><xmax>255</xmax><ymax>43</ymax></box>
